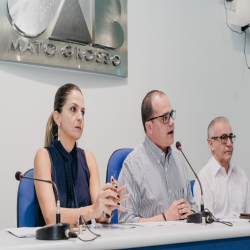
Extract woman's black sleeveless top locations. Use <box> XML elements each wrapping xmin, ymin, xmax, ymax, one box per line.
<box><xmin>36</xmin><ymin>138</ymin><xmax>91</xmax><ymax>226</ymax></box>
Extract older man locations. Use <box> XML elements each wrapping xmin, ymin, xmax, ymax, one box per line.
<box><xmin>118</xmin><ymin>90</ymin><xmax>198</xmax><ymax>223</ymax></box>
<box><xmin>194</xmin><ymin>117</ymin><xmax>250</xmax><ymax>219</ymax></box>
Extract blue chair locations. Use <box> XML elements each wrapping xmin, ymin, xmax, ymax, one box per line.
<box><xmin>17</xmin><ymin>169</ymin><xmax>38</xmax><ymax>227</ymax></box>
<box><xmin>190</xmin><ymin>180</ymin><xmax>195</xmax><ymax>197</ymax></box>
<box><xmin>106</xmin><ymin>148</ymin><xmax>133</xmax><ymax>223</ymax></box>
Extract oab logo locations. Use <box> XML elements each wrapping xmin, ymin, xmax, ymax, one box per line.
<box><xmin>7</xmin><ymin>0</ymin><xmax>125</xmax><ymax>50</ymax></box>
<box><xmin>7</xmin><ymin>0</ymin><xmax>54</xmax><ymax>38</ymax></box>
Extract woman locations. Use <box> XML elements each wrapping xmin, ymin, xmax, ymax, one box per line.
<box><xmin>34</xmin><ymin>83</ymin><xmax>129</xmax><ymax>226</ymax></box>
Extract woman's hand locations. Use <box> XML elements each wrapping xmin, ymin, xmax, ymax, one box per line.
<box><xmin>92</xmin><ymin>182</ymin><xmax>120</xmax><ymax>218</ymax></box>
<box><xmin>107</xmin><ymin>176</ymin><xmax>130</xmax><ymax>213</ymax></box>
<box><xmin>93</xmin><ymin>175</ymin><xmax>130</xmax><ymax>220</ymax></box>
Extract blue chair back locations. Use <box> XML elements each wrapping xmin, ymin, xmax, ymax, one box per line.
<box><xmin>106</xmin><ymin>148</ymin><xmax>133</xmax><ymax>223</ymax></box>
<box><xmin>17</xmin><ymin>169</ymin><xmax>38</xmax><ymax>227</ymax></box>
<box><xmin>190</xmin><ymin>180</ymin><xmax>195</xmax><ymax>197</ymax></box>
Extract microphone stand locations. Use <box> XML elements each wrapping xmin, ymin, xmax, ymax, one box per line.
<box><xmin>18</xmin><ymin>174</ymin><xmax>61</xmax><ymax>224</ymax></box>
<box><xmin>176</xmin><ymin>143</ymin><xmax>213</xmax><ymax>224</ymax></box>
<box><xmin>176</xmin><ymin>146</ymin><xmax>204</xmax><ymax>212</ymax></box>
<box><xmin>16</xmin><ymin>172</ymin><xmax>70</xmax><ymax>240</ymax></box>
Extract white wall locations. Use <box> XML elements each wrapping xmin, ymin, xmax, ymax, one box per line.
<box><xmin>1</xmin><ymin>0</ymin><xmax>250</xmax><ymax>229</ymax></box>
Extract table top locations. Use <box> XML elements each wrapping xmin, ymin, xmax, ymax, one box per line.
<box><xmin>1</xmin><ymin>220</ymin><xmax>250</xmax><ymax>250</ymax></box>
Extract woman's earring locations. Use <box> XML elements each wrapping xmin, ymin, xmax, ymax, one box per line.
<box><xmin>58</xmin><ymin>127</ymin><xmax>60</xmax><ymax>141</ymax></box>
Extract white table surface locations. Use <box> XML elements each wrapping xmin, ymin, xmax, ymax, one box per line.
<box><xmin>1</xmin><ymin>220</ymin><xmax>250</xmax><ymax>250</ymax></box>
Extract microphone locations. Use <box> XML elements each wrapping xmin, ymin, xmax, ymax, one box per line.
<box><xmin>15</xmin><ymin>171</ymin><xmax>71</xmax><ymax>240</ymax></box>
<box><xmin>176</xmin><ymin>142</ymin><xmax>213</xmax><ymax>224</ymax></box>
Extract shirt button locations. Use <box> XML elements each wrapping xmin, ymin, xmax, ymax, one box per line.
<box><xmin>157</xmin><ymin>160</ymin><xmax>160</xmax><ymax>164</ymax></box>
<box><xmin>169</xmin><ymin>190</ymin><xmax>172</xmax><ymax>193</ymax></box>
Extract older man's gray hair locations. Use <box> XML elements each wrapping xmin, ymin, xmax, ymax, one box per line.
<box><xmin>207</xmin><ymin>117</ymin><xmax>229</xmax><ymax>139</ymax></box>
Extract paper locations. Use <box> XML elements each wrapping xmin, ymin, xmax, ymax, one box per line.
<box><xmin>89</xmin><ymin>223</ymin><xmax>135</xmax><ymax>230</ymax></box>
<box><xmin>5</xmin><ymin>227</ymin><xmax>39</xmax><ymax>238</ymax></box>
<box><xmin>124</xmin><ymin>220</ymin><xmax>188</xmax><ymax>227</ymax></box>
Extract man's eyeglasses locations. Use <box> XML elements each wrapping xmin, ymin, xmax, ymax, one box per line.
<box><xmin>210</xmin><ymin>134</ymin><xmax>236</xmax><ymax>144</ymax></box>
<box><xmin>147</xmin><ymin>110</ymin><xmax>176</xmax><ymax>124</ymax></box>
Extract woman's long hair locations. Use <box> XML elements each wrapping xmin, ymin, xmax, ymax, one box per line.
<box><xmin>44</xmin><ymin>83</ymin><xmax>82</xmax><ymax>147</ymax></box>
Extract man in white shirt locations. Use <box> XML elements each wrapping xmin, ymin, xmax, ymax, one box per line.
<box><xmin>194</xmin><ymin>117</ymin><xmax>250</xmax><ymax>219</ymax></box>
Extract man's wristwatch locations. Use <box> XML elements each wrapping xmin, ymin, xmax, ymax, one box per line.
<box><xmin>104</xmin><ymin>210</ymin><xmax>114</xmax><ymax>219</ymax></box>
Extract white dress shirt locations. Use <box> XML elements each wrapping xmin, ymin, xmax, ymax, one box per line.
<box><xmin>193</xmin><ymin>156</ymin><xmax>250</xmax><ymax>219</ymax></box>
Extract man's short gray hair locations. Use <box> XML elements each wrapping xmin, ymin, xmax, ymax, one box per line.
<box><xmin>207</xmin><ymin>117</ymin><xmax>229</xmax><ymax>139</ymax></box>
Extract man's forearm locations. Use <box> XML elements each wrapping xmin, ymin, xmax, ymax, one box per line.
<box><xmin>138</xmin><ymin>214</ymin><xmax>164</xmax><ymax>222</ymax></box>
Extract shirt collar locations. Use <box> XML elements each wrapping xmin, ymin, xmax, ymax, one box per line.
<box><xmin>144</xmin><ymin>134</ymin><xmax>172</xmax><ymax>164</ymax></box>
<box><xmin>210</xmin><ymin>156</ymin><xmax>237</xmax><ymax>177</ymax></box>
<box><xmin>228</xmin><ymin>161</ymin><xmax>237</xmax><ymax>175</ymax></box>
<box><xmin>54</xmin><ymin>137</ymin><xmax>77</xmax><ymax>162</ymax></box>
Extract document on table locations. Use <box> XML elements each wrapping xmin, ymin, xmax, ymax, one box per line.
<box><xmin>123</xmin><ymin>220</ymin><xmax>188</xmax><ymax>227</ymax></box>
<box><xmin>5</xmin><ymin>224</ymin><xmax>134</xmax><ymax>238</ymax></box>
<box><xmin>5</xmin><ymin>227</ymin><xmax>39</xmax><ymax>238</ymax></box>
<box><xmin>90</xmin><ymin>223</ymin><xmax>135</xmax><ymax>230</ymax></box>
<box><xmin>5</xmin><ymin>221</ymin><xmax>186</xmax><ymax>238</ymax></box>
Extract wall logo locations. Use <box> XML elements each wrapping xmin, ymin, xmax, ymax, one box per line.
<box><xmin>1</xmin><ymin>0</ymin><xmax>127</xmax><ymax>77</ymax></box>
<box><xmin>7</xmin><ymin>0</ymin><xmax>54</xmax><ymax>38</ymax></box>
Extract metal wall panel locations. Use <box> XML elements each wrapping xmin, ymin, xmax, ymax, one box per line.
<box><xmin>0</xmin><ymin>0</ymin><xmax>128</xmax><ymax>78</ymax></box>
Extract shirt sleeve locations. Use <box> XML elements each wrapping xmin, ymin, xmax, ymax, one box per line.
<box><xmin>118</xmin><ymin>160</ymin><xmax>141</xmax><ymax>223</ymax></box>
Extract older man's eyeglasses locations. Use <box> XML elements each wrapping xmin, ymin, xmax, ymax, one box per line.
<box><xmin>211</xmin><ymin>134</ymin><xmax>236</xmax><ymax>144</ymax></box>
<box><xmin>147</xmin><ymin>110</ymin><xmax>176</xmax><ymax>124</ymax></box>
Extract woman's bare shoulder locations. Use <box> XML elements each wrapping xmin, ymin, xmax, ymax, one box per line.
<box><xmin>84</xmin><ymin>150</ymin><xmax>95</xmax><ymax>161</ymax></box>
<box><xmin>34</xmin><ymin>148</ymin><xmax>51</xmax><ymax>173</ymax></box>
<box><xmin>84</xmin><ymin>150</ymin><xmax>98</xmax><ymax>171</ymax></box>
<box><xmin>35</xmin><ymin>148</ymin><xmax>50</xmax><ymax>161</ymax></box>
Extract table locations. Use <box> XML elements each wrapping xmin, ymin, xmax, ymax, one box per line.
<box><xmin>1</xmin><ymin>220</ymin><xmax>250</xmax><ymax>250</ymax></box>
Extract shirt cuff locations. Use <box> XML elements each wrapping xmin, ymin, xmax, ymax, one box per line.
<box><xmin>191</xmin><ymin>205</ymin><xmax>199</xmax><ymax>213</ymax></box>
<box><xmin>124</xmin><ymin>216</ymin><xmax>140</xmax><ymax>223</ymax></box>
